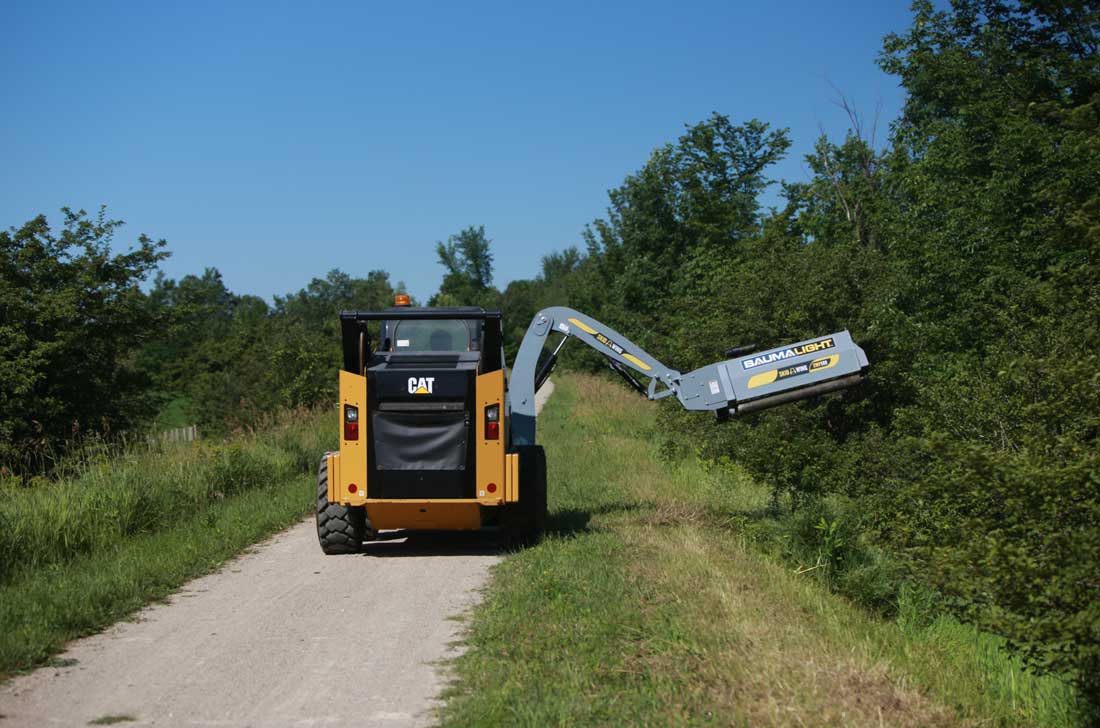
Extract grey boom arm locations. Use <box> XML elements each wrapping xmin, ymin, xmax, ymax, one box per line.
<box><xmin>509</xmin><ymin>306</ymin><xmax>868</xmax><ymax>446</ymax></box>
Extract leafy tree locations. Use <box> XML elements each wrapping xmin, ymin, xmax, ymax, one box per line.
<box><xmin>499</xmin><ymin>247</ymin><xmax>583</xmax><ymax>360</ymax></box>
<box><xmin>274</xmin><ymin>268</ymin><xmax>400</xmax><ymax>328</ymax></box>
<box><xmin>138</xmin><ymin>268</ymin><xmax>241</xmax><ymax>400</ymax></box>
<box><xmin>572</xmin><ymin>114</ymin><xmax>790</xmax><ymax>360</ymax></box>
<box><xmin>430</xmin><ymin>225</ymin><xmax>499</xmax><ymax>307</ymax></box>
<box><xmin>0</xmin><ymin>208</ymin><xmax>166</xmax><ymax>473</ymax></box>
<box><xmin>140</xmin><ymin>267</ymin><xmax>399</xmax><ymax>433</ymax></box>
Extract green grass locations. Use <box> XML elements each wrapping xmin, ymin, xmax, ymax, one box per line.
<box><xmin>0</xmin><ymin>406</ymin><xmax>333</xmax><ymax>678</ymax></box>
<box><xmin>439</xmin><ymin>373</ymin><xmax>1078</xmax><ymax>727</ymax></box>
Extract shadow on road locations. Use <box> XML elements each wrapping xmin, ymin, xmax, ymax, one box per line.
<box><xmin>359</xmin><ymin>498</ymin><xmax>651</xmax><ymax>557</ymax></box>
<box><xmin>360</xmin><ymin>530</ymin><xmax>506</xmax><ymax>557</ymax></box>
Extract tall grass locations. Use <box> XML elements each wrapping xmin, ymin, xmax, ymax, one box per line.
<box><xmin>441</xmin><ymin>373</ymin><xmax>1079</xmax><ymax>726</ymax></box>
<box><xmin>0</xmin><ymin>405</ymin><xmax>334</xmax><ymax>675</ymax></box>
<box><xmin>678</xmin><ymin>466</ymin><xmax>1081</xmax><ymax>724</ymax></box>
<box><xmin>0</xmin><ymin>406</ymin><xmax>333</xmax><ymax>586</ymax></box>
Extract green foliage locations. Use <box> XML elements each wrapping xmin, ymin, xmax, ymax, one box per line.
<box><xmin>430</xmin><ymin>224</ymin><xmax>499</xmax><ymax>308</ymax></box>
<box><xmin>570</xmin><ymin>115</ymin><xmax>791</xmax><ymax>358</ymax></box>
<box><xmin>0</xmin><ymin>201</ymin><xmax>399</xmax><ymax>463</ymax></box>
<box><xmin>140</xmin><ymin>267</ymin><xmax>398</xmax><ymax>433</ymax></box>
<box><xmin>870</xmin><ymin>0</ymin><xmax>1100</xmax><ymax>702</ymax></box>
<box><xmin>490</xmin><ymin>0</ymin><xmax>1100</xmax><ymax>711</ymax></box>
<box><xmin>0</xmin><ymin>208</ymin><xmax>167</xmax><ymax>474</ymax></box>
<box><xmin>498</xmin><ymin>248</ymin><xmax>582</xmax><ymax>360</ymax></box>
<box><xmin>0</xmin><ymin>406</ymin><xmax>333</xmax><ymax>587</ymax></box>
<box><xmin>273</xmin><ymin>267</ymin><xmax>401</xmax><ymax>326</ymax></box>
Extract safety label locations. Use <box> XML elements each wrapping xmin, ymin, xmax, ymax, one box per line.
<box><xmin>747</xmin><ymin>354</ymin><xmax>839</xmax><ymax>389</ymax></box>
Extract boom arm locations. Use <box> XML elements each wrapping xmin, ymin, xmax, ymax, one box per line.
<box><xmin>510</xmin><ymin>306</ymin><xmax>868</xmax><ymax>446</ymax></box>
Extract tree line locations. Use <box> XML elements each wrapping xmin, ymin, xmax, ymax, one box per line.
<box><xmin>0</xmin><ymin>209</ymin><xmax>406</xmax><ymax>472</ymax></box>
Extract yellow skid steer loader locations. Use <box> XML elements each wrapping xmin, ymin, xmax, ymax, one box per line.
<box><xmin>317</xmin><ymin>298</ymin><xmax>868</xmax><ymax>552</ymax></box>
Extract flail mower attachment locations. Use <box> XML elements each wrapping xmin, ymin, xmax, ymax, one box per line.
<box><xmin>510</xmin><ymin>307</ymin><xmax>869</xmax><ymax>445</ymax></box>
<box><xmin>680</xmin><ymin>330</ymin><xmax>869</xmax><ymax>419</ymax></box>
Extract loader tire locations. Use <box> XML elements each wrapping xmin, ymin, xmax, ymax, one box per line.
<box><xmin>316</xmin><ymin>453</ymin><xmax>368</xmax><ymax>554</ymax></box>
<box><xmin>510</xmin><ymin>445</ymin><xmax>547</xmax><ymax>544</ymax></box>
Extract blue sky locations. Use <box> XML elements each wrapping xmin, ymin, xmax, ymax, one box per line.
<box><xmin>2</xmin><ymin>1</ymin><xmax>914</xmax><ymax>302</ymax></box>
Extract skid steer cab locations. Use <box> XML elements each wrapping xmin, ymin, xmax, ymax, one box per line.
<box><xmin>316</xmin><ymin>298</ymin><xmax>869</xmax><ymax>554</ymax></box>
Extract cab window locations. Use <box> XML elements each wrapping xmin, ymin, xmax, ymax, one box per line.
<box><xmin>390</xmin><ymin>320</ymin><xmax>473</xmax><ymax>352</ymax></box>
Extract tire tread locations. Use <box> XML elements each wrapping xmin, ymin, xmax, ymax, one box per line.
<box><xmin>315</xmin><ymin>453</ymin><xmax>366</xmax><ymax>554</ymax></box>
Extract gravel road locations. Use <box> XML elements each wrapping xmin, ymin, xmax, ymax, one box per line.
<box><xmin>0</xmin><ymin>380</ymin><xmax>554</xmax><ymax>728</ymax></box>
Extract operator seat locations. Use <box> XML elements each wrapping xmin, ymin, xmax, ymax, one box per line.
<box><xmin>429</xmin><ymin>329</ymin><xmax>454</xmax><ymax>351</ymax></box>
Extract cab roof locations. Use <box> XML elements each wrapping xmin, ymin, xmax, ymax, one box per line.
<box><xmin>340</xmin><ymin>307</ymin><xmax>501</xmax><ymax>321</ymax></box>
<box><xmin>339</xmin><ymin>307</ymin><xmax>504</xmax><ymax>373</ymax></box>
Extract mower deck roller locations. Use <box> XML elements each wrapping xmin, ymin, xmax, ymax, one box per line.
<box><xmin>317</xmin><ymin>300</ymin><xmax>868</xmax><ymax>553</ymax></box>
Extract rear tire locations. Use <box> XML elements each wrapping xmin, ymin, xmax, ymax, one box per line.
<box><xmin>508</xmin><ymin>445</ymin><xmax>547</xmax><ymax>544</ymax></box>
<box><xmin>316</xmin><ymin>453</ymin><xmax>369</xmax><ymax>554</ymax></box>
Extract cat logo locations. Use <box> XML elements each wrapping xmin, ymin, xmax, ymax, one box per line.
<box><xmin>407</xmin><ymin>376</ymin><xmax>436</xmax><ymax>395</ymax></box>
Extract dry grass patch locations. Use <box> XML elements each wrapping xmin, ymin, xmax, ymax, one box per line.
<box><xmin>626</xmin><ymin>522</ymin><xmax>961</xmax><ymax>727</ymax></box>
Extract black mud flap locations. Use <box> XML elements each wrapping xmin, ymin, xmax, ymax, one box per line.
<box><xmin>371</xmin><ymin>411</ymin><xmax>467</xmax><ymax>471</ymax></box>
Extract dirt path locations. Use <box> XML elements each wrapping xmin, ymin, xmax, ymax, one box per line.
<box><xmin>0</xmin><ymin>380</ymin><xmax>554</xmax><ymax>728</ymax></box>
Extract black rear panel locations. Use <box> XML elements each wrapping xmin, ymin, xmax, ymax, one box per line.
<box><xmin>366</xmin><ymin>355</ymin><xmax>477</xmax><ymax>499</ymax></box>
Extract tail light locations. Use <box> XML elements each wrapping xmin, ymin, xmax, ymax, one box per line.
<box><xmin>485</xmin><ymin>404</ymin><xmax>500</xmax><ymax>440</ymax></box>
<box><xmin>344</xmin><ymin>405</ymin><xmax>359</xmax><ymax>440</ymax></box>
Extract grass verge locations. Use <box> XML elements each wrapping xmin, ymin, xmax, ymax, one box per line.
<box><xmin>439</xmin><ymin>373</ymin><xmax>1077</xmax><ymax>726</ymax></box>
<box><xmin>0</xmin><ymin>408</ymin><xmax>332</xmax><ymax>678</ymax></box>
